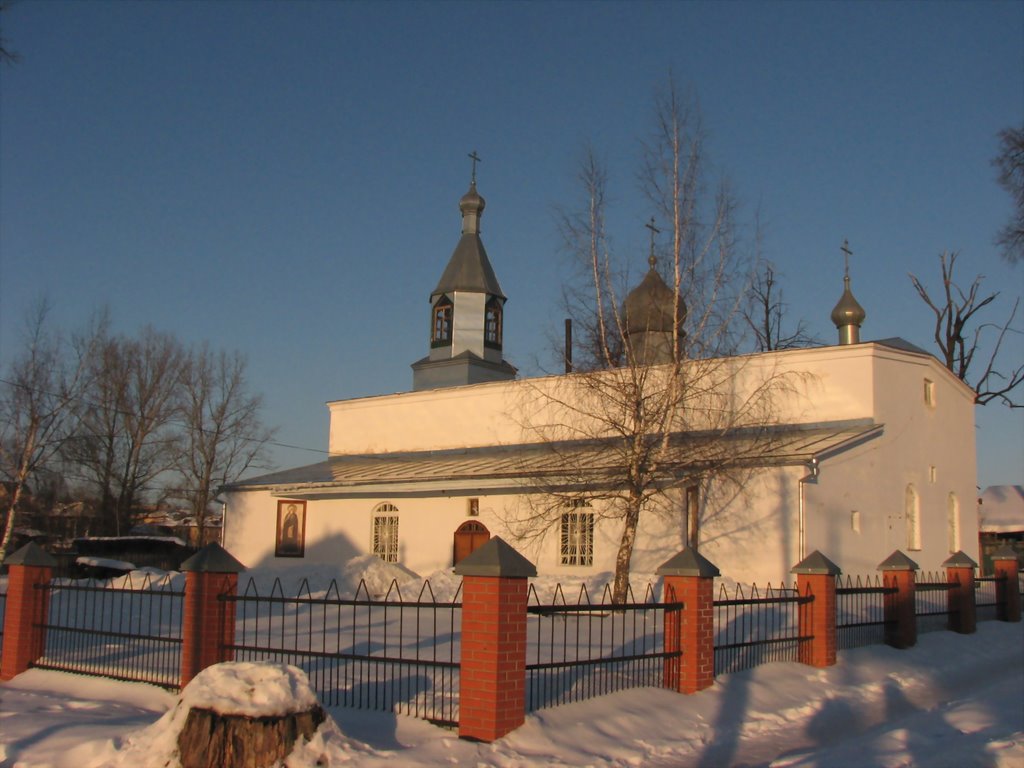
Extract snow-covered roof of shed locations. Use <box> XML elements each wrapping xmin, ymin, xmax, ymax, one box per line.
<box><xmin>979</xmin><ymin>485</ymin><xmax>1024</xmax><ymax>533</ymax></box>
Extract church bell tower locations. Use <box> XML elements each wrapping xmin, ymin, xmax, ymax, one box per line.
<box><xmin>411</xmin><ymin>155</ymin><xmax>517</xmax><ymax>391</ymax></box>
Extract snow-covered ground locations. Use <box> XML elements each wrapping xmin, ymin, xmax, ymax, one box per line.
<box><xmin>1</xmin><ymin>620</ymin><xmax>1021</xmax><ymax>768</ymax></box>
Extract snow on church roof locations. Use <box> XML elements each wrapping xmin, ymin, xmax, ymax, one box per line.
<box><xmin>227</xmin><ymin>419</ymin><xmax>882</xmax><ymax>496</ymax></box>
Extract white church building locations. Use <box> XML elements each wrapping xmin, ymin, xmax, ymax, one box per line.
<box><xmin>222</xmin><ymin>177</ymin><xmax>978</xmax><ymax>586</ymax></box>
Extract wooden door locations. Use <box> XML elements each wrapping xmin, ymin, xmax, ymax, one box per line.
<box><xmin>453</xmin><ymin>520</ymin><xmax>490</xmax><ymax>565</ymax></box>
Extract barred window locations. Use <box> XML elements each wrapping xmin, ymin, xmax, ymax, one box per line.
<box><xmin>560</xmin><ymin>500</ymin><xmax>593</xmax><ymax>566</ymax></box>
<box><xmin>372</xmin><ymin>503</ymin><xmax>400</xmax><ymax>563</ymax></box>
<box><xmin>947</xmin><ymin>492</ymin><xmax>961</xmax><ymax>553</ymax></box>
<box><xmin>485</xmin><ymin>297</ymin><xmax>503</xmax><ymax>348</ymax></box>
<box><xmin>905</xmin><ymin>484</ymin><xmax>921</xmax><ymax>551</ymax></box>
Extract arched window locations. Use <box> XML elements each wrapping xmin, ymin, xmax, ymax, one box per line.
<box><xmin>905</xmin><ymin>484</ymin><xmax>921</xmax><ymax>551</ymax></box>
<box><xmin>485</xmin><ymin>297</ymin><xmax>503</xmax><ymax>349</ymax></box>
<box><xmin>560</xmin><ymin>499</ymin><xmax>593</xmax><ymax>566</ymax></box>
<box><xmin>372</xmin><ymin>502</ymin><xmax>399</xmax><ymax>563</ymax></box>
<box><xmin>431</xmin><ymin>296</ymin><xmax>453</xmax><ymax>347</ymax></box>
<box><xmin>947</xmin><ymin>493</ymin><xmax>961</xmax><ymax>553</ymax></box>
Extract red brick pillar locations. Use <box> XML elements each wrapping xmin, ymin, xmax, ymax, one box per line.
<box><xmin>991</xmin><ymin>546</ymin><xmax>1021</xmax><ymax>623</ymax></box>
<box><xmin>180</xmin><ymin>543</ymin><xmax>245</xmax><ymax>687</ymax></box>
<box><xmin>879</xmin><ymin>550</ymin><xmax>918</xmax><ymax>649</ymax></box>
<box><xmin>943</xmin><ymin>551</ymin><xmax>977</xmax><ymax>634</ymax></box>
<box><xmin>657</xmin><ymin>548</ymin><xmax>719</xmax><ymax>694</ymax></box>
<box><xmin>0</xmin><ymin>543</ymin><xmax>56</xmax><ymax>682</ymax></box>
<box><xmin>792</xmin><ymin>551</ymin><xmax>841</xmax><ymax>668</ymax></box>
<box><xmin>453</xmin><ymin>536</ymin><xmax>536</xmax><ymax>742</ymax></box>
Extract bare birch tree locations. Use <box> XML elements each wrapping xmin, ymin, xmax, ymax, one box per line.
<box><xmin>515</xmin><ymin>78</ymin><xmax>793</xmax><ymax>602</ymax></box>
<box><xmin>0</xmin><ymin>302</ymin><xmax>97</xmax><ymax>561</ymax></box>
<box><xmin>994</xmin><ymin>124</ymin><xmax>1024</xmax><ymax>265</ymax></box>
<box><xmin>909</xmin><ymin>250</ymin><xmax>1022</xmax><ymax>407</ymax></box>
<box><xmin>744</xmin><ymin>260</ymin><xmax>818</xmax><ymax>352</ymax></box>
<box><xmin>174</xmin><ymin>344</ymin><xmax>274</xmax><ymax>544</ymax></box>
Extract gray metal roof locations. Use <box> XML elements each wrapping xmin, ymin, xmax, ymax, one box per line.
<box><xmin>432</xmin><ymin>234</ymin><xmax>505</xmax><ymax>299</ymax></box>
<box><xmin>225</xmin><ymin>419</ymin><xmax>882</xmax><ymax>497</ymax></box>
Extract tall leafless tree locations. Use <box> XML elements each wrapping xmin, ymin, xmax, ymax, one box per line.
<box><xmin>909</xmin><ymin>250</ymin><xmax>1022</xmax><ymax>407</ymax></box>
<box><xmin>66</xmin><ymin>327</ymin><xmax>186</xmax><ymax>534</ymax></box>
<box><xmin>516</xmin><ymin>77</ymin><xmax>793</xmax><ymax>602</ymax></box>
<box><xmin>0</xmin><ymin>302</ymin><xmax>98</xmax><ymax>562</ymax></box>
<box><xmin>994</xmin><ymin>124</ymin><xmax>1024</xmax><ymax>265</ymax></box>
<box><xmin>174</xmin><ymin>344</ymin><xmax>274</xmax><ymax>544</ymax></box>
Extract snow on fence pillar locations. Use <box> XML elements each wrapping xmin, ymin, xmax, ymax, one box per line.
<box><xmin>0</xmin><ymin>543</ymin><xmax>56</xmax><ymax>682</ymax></box>
<box><xmin>180</xmin><ymin>543</ymin><xmax>246</xmax><ymax>688</ymax></box>
<box><xmin>878</xmin><ymin>550</ymin><xmax>918</xmax><ymax>650</ymax></box>
<box><xmin>942</xmin><ymin>551</ymin><xmax>977</xmax><ymax>635</ymax></box>
<box><xmin>656</xmin><ymin>548</ymin><xmax>719</xmax><ymax>694</ymax></box>
<box><xmin>453</xmin><ymin>536</ymin><xmax>536</xmax><ymax>742</ymax></box>
<box><xmin>792</xmin><ymin>551</ymin><xmax>841</xmax><ymax>668</ymax></box>
<box><xmin>991</xmin><ymin>546</ymin><xmax>1021</xmax><ymax>623</ymax></box>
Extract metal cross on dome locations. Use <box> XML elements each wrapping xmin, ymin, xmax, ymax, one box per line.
<box><xmin>841</xmin><ymin>239</ymin><xmax>853</xmax><ymax>277</ymax></box>
<box><xmin>645</xmin><ymin>217</ymin><xmax>661</xmax><ymax>267</ymax></box>
<box><xmin>468</xmin><ymin>150</ymin><xmax>482</xmax><ymax>184</ymax></box>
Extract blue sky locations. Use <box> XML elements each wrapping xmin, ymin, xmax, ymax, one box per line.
<box><xmin>1</xmin><ymin>1</ymin><xmax>1021</xmax><ymax>490</ymax></box>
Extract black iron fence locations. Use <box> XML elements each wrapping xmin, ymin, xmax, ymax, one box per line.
<box><xmin>714</xmin><ymin>582</ymin><xmax>812</xmax><ymax>675</ymax></box>
<box><xmin>974</xmin><ymin>575</ymin><xmax>1005</xmax><ymax>622</ymax></box>
<box><xmin>222</xmin><ymin>577</ymin><xmax>461</xmax><ymax>728</ymax></box>
<box><xmin>33</xmin><ymin>573</ymin><xmax>183</xmax><ymax>687</ymax></box>
<box><xmin>524</xmin><ymin>582</ymin><xmax>679</xmax><ymax>712</ymax></box>
<box><xmin>915</xmin><ymin>571</ymin><xmax>958</xmax><ymax>634</ymax></box>
<box><xmin>836</xmin><ymin>575</ymin><xmax>896</xmax><ymax>650</ymax></box>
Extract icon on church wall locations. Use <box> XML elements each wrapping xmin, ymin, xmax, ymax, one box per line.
<box><xmin>276</xmin><ymin>500</ymin><xmax>306</xmax><ymax>557</ymax></box>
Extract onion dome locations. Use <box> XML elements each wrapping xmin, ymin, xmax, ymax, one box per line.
<box><xmin>624</xmin><ymin>255</ymin><xmax>685</xmax><ymax>336</ymax></box>
<box><xmin>831</xmin><ymin>275</ymin><xmax>866</xmax><ymax>345</ymax></box>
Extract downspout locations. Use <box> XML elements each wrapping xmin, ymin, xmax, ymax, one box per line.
<box><xmin>798</xmin><ymin>459</ymin><xmax>819</xmax><ymax>561</ymax></box>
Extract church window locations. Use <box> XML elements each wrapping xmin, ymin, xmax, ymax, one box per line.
<box><xmin>432</xmin><ymin>297</ymin><xmax>453</xmax><ymax>347</ymax></box>
<box><xmin>947</xmin><ymin>493</ymin><xmax>960</xmax><ymax>553</ymax></box>
<box><xmin>560</xmin><ymin>499</ymin><xmax>593</xmax><ymax>566</ymax></box>
<box><xmin>685</xmin><ymin>483</ymin><xmax>700</xmax><ymax>548</ymax></box>
<box><xmin>924</xmin><ymin>379</ymin><xmax>936</xmax><ymax>408</ymax></box>
<box><xmin>372</xmin><ymin>503</ymin><xmax>400</xmax><ymax>563</ymax></box>
<box><xmin>905</xmin><ymin>484</ymin><xmax>921</xmax><ymax>551</ymax></box>
<box><xmin>485</xmin><ymin>297</ymin><xmax>503</xmax><ymax>349</ymax></box>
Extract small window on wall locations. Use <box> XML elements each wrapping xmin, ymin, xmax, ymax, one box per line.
<box><xmin>431</xmin><ymin>297</ymin><xmax>453</xmax><ymax>347</ymax></box>
<box><xmin>372</xmin><ymin>503</ymin><xmax>400</xmax><ymax>563</ymax></box>
<box><xmin>560</xmin><ymin>500</ymin><xmax>593</xmax><ymax>566</ymax></box>
<box><xmin>905</xmin><ymin>484</ymin><xmax>921</xmax><ymax>551</ymax></box>
<box><xmin>467</xmin><ymin>498</ymin><xmax>480</xmax><ymax>517</ymax></box>
<box><xmin>484</xmin><ymin>297</ymin><xmax>503</xmax><ymax>349</ymax></box>
<box><xmin>924</xmin><ymin>379</ymin><xmax>936</xmax><ymax>408</ymax></box>
<box><xmin>947</xmin><ymin>493</ymin><xmax>961</xmax><ymax>553</ymax></box>
<box><xmin>685</xmin><ymin>484</ymin><xmax>701</xmax><ymax>548</ymax></box>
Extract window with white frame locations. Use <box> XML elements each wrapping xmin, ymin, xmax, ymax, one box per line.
<box><xmin>947</xmin><ymin>492</ymin><xmax>961</xmax><ymax>553</ymax></box>
<box><xmin>372</xmin><ymin>503</ymin><xmax>400</xmax><ymax>563</ymax></box>
<box><xmin>905</xmin><ymin>484</ymin><xmax>921</xmax><ymax>551</ymax></box>
<box><xmin>560</xmin><ymin>500</ymin><xmax>594</xmax><ymax>566</ymax></box>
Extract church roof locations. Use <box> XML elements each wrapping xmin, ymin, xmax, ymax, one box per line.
<box><xmin>432</xmin><ymin>181</ymin><xmax>505</xmax><ymax>299</ymax></box>
<box><xmin>623</xmin><ymin>258</ymin><xmax>683</xmax><ymax>336</ymax></box>
<box><xmin>225</xmin><ymin>419</ymin><xmax>882</xmax><ymax>497</ymax></box>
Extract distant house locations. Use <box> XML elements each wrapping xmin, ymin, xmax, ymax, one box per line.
<box><xmin>222</xmin><ymin>178</ymin><xmax>979</xmax><ymax>586</ymax></box>
<box><xmin>978</xmin><ymin>485</ymin><xmax>1024</xmax><ymax>573</ymax></box>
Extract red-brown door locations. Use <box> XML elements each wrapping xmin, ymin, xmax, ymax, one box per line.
<box><xmin>453</xmin><ymin>520</ymin><xmax>490</xmax><ymax>565</ymax></box>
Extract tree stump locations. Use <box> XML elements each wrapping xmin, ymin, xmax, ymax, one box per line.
<box><xmin>177</xmin><ymin>704</ymin><xmax>325</xmax><ymax>768</ymax></box>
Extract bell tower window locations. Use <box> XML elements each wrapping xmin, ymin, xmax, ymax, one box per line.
<box><xmin>485</xmin><ymin>297</ymin><xmax>503</xmax><ymax>349</ymax></box>
<box><xmin>432</xmin><ymin>296</ymin><xmax>453</xmax><ymax>347</ymax></box>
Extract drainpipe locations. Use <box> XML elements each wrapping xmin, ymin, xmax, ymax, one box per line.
<box><xmin>798</xmin><ymin>459</ymin><xmax>819</xmax><ymax>561</ymax></box>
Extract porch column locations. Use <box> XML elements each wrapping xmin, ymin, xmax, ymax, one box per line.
<box><xmin>454</xmin><ymin>537</ymin><xmax>536</xmax><ymax>742</ymax></box>
<box><xmin>657</xmin><ymin>548</ymin><xmax>719</xmax><ymax>694</ymax></box>
<box><xmin>942</xmin><ymin>551</ymin><xmax>977</xmax><ymax>634</ymax></box>
<box><xmin>990</xmin><ymin>546</ymin><xmax>1021</xmax><ymax>623</ymax></box>
<box><xmin>878</xmin><ymin>550</ymin><xmax>918</xmax><ymax>649</ymax></box>
<box><xmin>180</xmin><ymin>543</ymin><xmax>246</xmax><ymax>687</ymax></box>
<box><xmin>792</xmin><ymin>551</ymin><xmax>841</xmax><ymax>668</ymax></box>
<box><xmin>1</xmin><ymin>543</ymin><xmax>57</xmax><ymax>681</ymax></box>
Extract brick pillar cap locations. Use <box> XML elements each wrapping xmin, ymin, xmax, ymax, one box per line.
<box><xmin>3</xmin><ymin>541</ymin><xmax>57</xmax><ymax>567</ymax></box>
<box><xmin>878</xmin><ymin>550</ymin><xmax>919</xmax><ymax>571</ymax></box>
<box><xmin>656</xmin><ymin>547</ymin><xmax>720</xmax><ymax>577</ymax></box>
<box><xmin>791</xmin><ymin>550</ymin><xmax>841</xmax><ymax>576</ymax></box>
<box><xmin>989</xmin><ymin>545</ymin><xmax>1019</xmax><ymax>561</ymax></box>
<box><xmin>180</xmin><ymin>542</ymin><xmax>246</xmax><ymax>573</ymax></box>
<box><xmin>941</xmin><ymin>550</ymin><xmax>977</xmax><ymax>568</ymax></box>
<box><xmin>453</xmin><ymin>536</ymin><xmax>537</xmax><ymax>577</ymax></box>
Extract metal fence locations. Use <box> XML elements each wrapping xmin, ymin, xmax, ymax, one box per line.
<box><xmin>714</xmin><ymin>582</ymin><xmax>812</xmax><ymax>675</ymax></box>
<box><xmin>524</xmin><ymin>582</ymin><xmax>679</xmax><ymax>712</ymax></box>
<box><xmin>33</xmin><ymin>573</ymin><xmax>183</xmax><ymax>687</ymax></box>
<box><xmin>974</xmin><ymin>575</ymin><xmax>1005</xmax><ymax>622</ymax></box>
<box><xmin>915</xmin><ymin>571</ymin><xmax>958</xmax><ymax>634</ymax></box>
<box><xmin>836</xmin><ymin>574</ymin><xmax>896</xmax><ymax>650</ymax></box>
<box><xmin>0</xmin><ymin>587</ymin><xmax>6</xmax><ymax>655</ymax></box>
<box><xmin>222</xmin><ymin>577</ymin><xmax>461</xmax><ymax>728</ymax></box>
